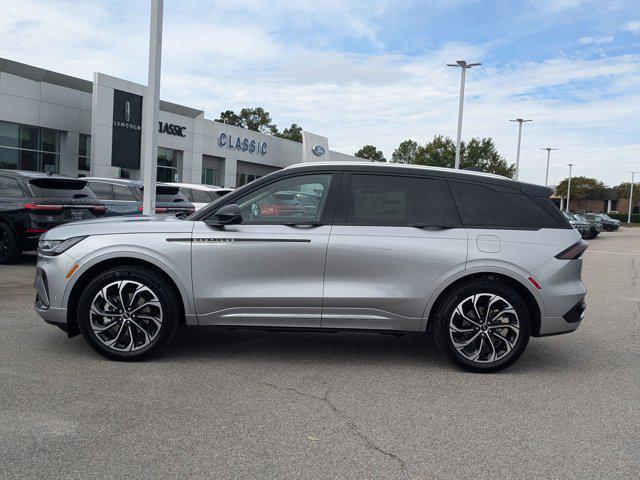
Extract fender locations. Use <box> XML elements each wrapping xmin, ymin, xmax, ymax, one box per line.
<box><xmin>62</xmin><ymin>247</ymin><xmax>196</xmax><ymax>321</ymax></box>
<box><xmin>419</xmin><ymin>262</ymin><xmax>547</xmax><ymax>331</ymax></box>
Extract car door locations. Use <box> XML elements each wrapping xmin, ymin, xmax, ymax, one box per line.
<box><xmin>191</xmin><ymin>171</ymin><xmax>340</xmax><ymax>327</ymax></box>
<box><xmin>322</xmin><ymin>173</ymin><xmax>468</xmax><ymax>331</ymax></box>
<box><xmin>87</xmin><ymin>181</ymin><xmax>116</xmax><ymax>215</ymax></box>
<box><xmin>112</xmin><ymin>184</ymin><xmax>141</xmax><ymax>216</ymax></box>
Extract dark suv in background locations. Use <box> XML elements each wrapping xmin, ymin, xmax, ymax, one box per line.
<box><xmin>0</xmin><ymin>170</ymin><xmax>105</xmax><ymax>263</ymax></box>
<box><xmin>85</xmin><ymin>178</ymin><xmax>195</xmax><ymax>217</ymax></box>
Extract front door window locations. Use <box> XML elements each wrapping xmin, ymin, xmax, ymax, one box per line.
<box><xmin>233</xmin><ymin>174</ymin><xmax>333</xmax><ymax>224</ymax></box>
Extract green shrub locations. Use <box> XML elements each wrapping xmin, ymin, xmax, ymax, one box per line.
<box><xmin>608</xmin><ymin>213</ymin><xmax>640</xmax><ymax>224</ymax></box>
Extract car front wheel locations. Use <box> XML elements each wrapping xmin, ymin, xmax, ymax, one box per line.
<box><xmin>433</xmin><ymin>279</ymin><xmax>531</xmax><ymax>373</ymax></box>
<box><xmin>77</xmin><ymin>266</ymin><xmax>181</xmax><ymax>360</ymax></box>
<box><xmin>0</xmin><ymin>223</ymin><xmax>19</xmax><ymax>264</ymax></box>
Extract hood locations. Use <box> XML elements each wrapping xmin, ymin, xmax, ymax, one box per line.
<box><xmin>42</xmin><ymin>215</ymin><xmax>194</xmax><ymax>240</ymax></box>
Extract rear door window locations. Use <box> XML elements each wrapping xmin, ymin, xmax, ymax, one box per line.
<box><xmin>345</xmin><ymin>174</ymin><xmax>443</xmax><ymax>226</ymax></box>
<box><xmin>29</xmin><ymin>178</ymin><xmax>97</xmax><ymax>199</ymax></box>
<box><xmin>449</xmin><ymin>180</ymin><xmax>558</xmax><ymax>229</ymax></box>
<box><xmin>0</xmin><ymin>176</ymin><xmax>23</xmax><ymax>198</ymax></box>
<box><xmin>88</xmin><ymin>182</ymin><xmax>114</xmax><ymax>200</ymax></box>
<box><xmin>192</xmin><ymin>189</ymin><xmax>213</xmax><ymax>204</ymax></box>
<box><xmin>113</xmin><ymin>185</ymin><xmax>137</xmax><ymax>201</ymax></box>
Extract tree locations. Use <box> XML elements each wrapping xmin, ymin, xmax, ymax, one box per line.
<box><xmin>390</xmin><ymin>135</ymin><xmax>515</xmax><ymax>178</ymax></box>
<box><xmin>355</xmin><ymin>145</ymin><xmax>386</xmax><ymax>162</ymax></box>
<box><xmin>613</xmin><ymin>182</ymin><xmax>640</xmax><ymax>200</ymax></box>
<box><xmin>239</xmin><ymin>107</ymin><xmax>278</xmax><ymax>135</ymax></box>
<box><xmin>554</xmin><ymin>176</ymin><xmax>606</xmax><ymax>199</ymax></box>
<box><xmin>214</xmin><ymin>107</ymin><xmax>279</xmax><ymax>135</ymax></box>
<box><xmin>275</xmin><ymin>123</ymin><xmax>303</xmax><ymax>143</ymax></box>
<box><xmin>215</xmin><ymin>110</ymin><xmax>242</xmax><ymax>127</ymax></box>
<box><xmin>391</xmin><ymin>140</ymin><xmax>419</xmax><ymax>164</ymax></box>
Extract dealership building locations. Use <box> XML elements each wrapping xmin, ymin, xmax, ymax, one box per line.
<box><xmin>0</xmin><ymin>58</ymin><xmax>357</xmax><ymax>188</ymax></box>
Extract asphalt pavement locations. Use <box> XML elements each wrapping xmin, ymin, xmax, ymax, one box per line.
<box><xmin>1</xmin><ymin>229</ymin><xmax>639</xmax><ymax>479</ymax></box>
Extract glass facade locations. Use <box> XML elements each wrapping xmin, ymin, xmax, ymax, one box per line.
<box><xmin>78</xmin><ymin>134</ymin><xmax>91</xmax><ymax>173</ymax></box>
<box><xmin>0</xmin><ymin>121</ymin><xmax>61</xmax><ymax>172</ymax></box>
<box><xmin>157</xmin><ymin>147</ymin><xmax>182</xmax><ymax>183</ymax></box>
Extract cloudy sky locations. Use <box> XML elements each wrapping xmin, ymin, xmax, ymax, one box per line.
<box><xmin>1</xmin><ymin>0</ymin><xmax>639</xmax><ymax>186</ymax></box>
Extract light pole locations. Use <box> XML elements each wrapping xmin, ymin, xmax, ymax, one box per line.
<box><xmin>142</xmin><ymin>0</ymin><xmax>164</xmax><ymax>215</ymax></box>
<box><xmin>447</xmin><ymin>60</ymin><xmax>481</xmax><ymax>169</ymax></box>
<box><xmin>541</xmin><ymin>147</ymin><xmax>558</xmax><ymax>186</ymax></box>
<box><xmin>565</xmin><ymin>163</ymin><xmax>576</xmax><ymax>212</ymax></box>
<box><xmin>510</xmin><ymin>118</ymin><xmax>532</xmax><ymax>180</ymax></box>
<box><xmin>628</xmin><ymin>171</ymin><xmax>638</xmax><ymax>224</ymax></box>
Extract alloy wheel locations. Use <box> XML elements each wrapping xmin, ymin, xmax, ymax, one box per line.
<box><xmin>89</xmin><ymin>280</ymin><xmax>163</xmax><ymax>352</ymax></box>
<box><xmin>449</xmin><ymin>293</ymin><xmax>520</xmax><ymax>364</ymax></box>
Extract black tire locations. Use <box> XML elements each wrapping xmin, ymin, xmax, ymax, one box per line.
<box><xmin>0</xmin><ymin>223</ymin><xmax>19</xmax><ymax>265</ymax></box>
<box><xmin>432</xmin><ymin>278</ymin><xmax>531</xmax><ymax>373</ymax></box>
<box><xmin>77</xmin><ymin>266</ymin><xmax>181</xmax><ymax>361</ymax></box>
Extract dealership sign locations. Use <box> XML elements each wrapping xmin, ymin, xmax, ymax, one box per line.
<box><xmin>159</xmin><ymin>122</ymin><xmax>186</xmax><ymax>137</ymax></box>
<box><xmin>311</xmin><ymin>144</ymin><xmax>326</xmax><ymax>157</ymax></box>
<box><xmin>112</xmin><ymin>90</ymin><xmax>142</xmax><ymax>170</ymax></box>
<box><xmin>218</xmin><ymin>133</ymin><xmax>268</xmax><ymax>156</ymax></box>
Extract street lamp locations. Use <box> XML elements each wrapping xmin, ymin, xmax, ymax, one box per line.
<box><xmin>628</xmin><ymin>171</ymin><xmax>639</xmax><ymax>224</ymax></box>
<box><xmin>541</xmin><ymin>147</ymin><xmax>558</xmax><ymax>186</ymax></box>
<box><xmin>510</xmin><ymin>118</ymin><xmax>533</xmax><ymax>180</ymax></box>
<box><xmin>142</xmin><ymin>0</ymin><xmax>164</xmax><ymax>215</ymax></box>
<box><xmin>447</xmin><ymin>60</ymin><xmax>481</xmax><ymax>170</ymax></box>
<box><xmin>565</xmin><ymin>163</ymin><xmax>577</xmax><ymax>212</ymax></box>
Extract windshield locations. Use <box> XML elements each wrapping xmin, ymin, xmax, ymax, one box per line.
<box><xmin>28</xmin><ymin>178</ymin><xmax>97</xmax><ymax>199</ymax></box>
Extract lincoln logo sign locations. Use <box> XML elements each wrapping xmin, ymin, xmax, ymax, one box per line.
<box><xmin>218</xmin><ymin>133</ymin><xmax>268</xmax><ymax>156</ymax></box>
<box><xmin>159</xmin><ymin>122</ymin><xmax>187</xmax><ymax>137</ymax></box>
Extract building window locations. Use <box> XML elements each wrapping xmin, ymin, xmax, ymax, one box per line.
<box><xmin>78</xmin><ymin>134</ymin><xmax>91</xmax><ymax>172</ymax></box>
<box><xmin>202</xmin><ymin>167</ymin><xmax>220</xmax><ymax>186</ymax></box>
<box><xmin>0</xmin><ymin>121</ymin><xmax>61</xmax><ymax>172</ymax></box>
<box><xmin>236</xmin><ymin>173</ymin><xmax>261</xmax><ymax>187</ymax></box>
<box><xmin>157</xmin><ymin>147</ymin><xmax>182</xmax><ymax>183</ymax></box>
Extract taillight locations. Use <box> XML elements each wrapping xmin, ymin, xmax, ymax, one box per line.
<box><xmin>26</xmin><ymin>228</ymin><xmax>49</xmax><ymax>234</ymax></box>
<box><xmin>555</xmin><ymin>240</ymin><xmax>589</xmax><ymax>260</ymax></box>
<box><xmin>138</xmin><ymin>205</ymin><xmax>144</xmax><ymax>213</ymax></box>
<box><xmin>25</xmin><ymin>203</ymin><xmax>63</xmax><ymax>212</ymax></box>
<box><xmin>91</xmin><ymin>205</ymin><xmax>106</xmax><ymax>213</ymax></box>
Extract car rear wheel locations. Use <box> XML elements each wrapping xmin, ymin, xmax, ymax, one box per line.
<box><xmin>0</xmin><ymin>223</ymin><xmax>19</xmax><ymax>265</ymax></box>
<box><xmin>77</xmin><ymin>266</ymin><xmax>180</xmax><ymax>361</ymax></box>
<box><xmin>433</xmin><ymin>279</ymin><xmax>531</xmax><ymax>373</ymax></box>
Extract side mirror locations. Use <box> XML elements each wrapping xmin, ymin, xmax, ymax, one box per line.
<box><xmin>207</xmin><ymin>204</ymin><xmax>243</xmax><ymax>226</ymax></box>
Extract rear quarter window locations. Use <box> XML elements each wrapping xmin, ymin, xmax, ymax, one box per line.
<box><xmin>449</xmin><ymin>180</ymin><xmax>561</xmax><ymax>229</ymax></box>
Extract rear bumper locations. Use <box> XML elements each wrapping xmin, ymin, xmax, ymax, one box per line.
<box><xmin>538</xmin><ymin>299</ymin><xmax>586</xmax><ymax>336</ymax></box>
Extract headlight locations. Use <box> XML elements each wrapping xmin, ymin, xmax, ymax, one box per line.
<box><xmin>38</xmin><ymin>236</ymin><xmax>88</xmax><ymax>256</ymax></box>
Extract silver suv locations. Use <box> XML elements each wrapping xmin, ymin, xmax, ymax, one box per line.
<box><xmin>34</xmin><ymin>163</ymin><xmax>587</xmax><ymax>372</ymax></box>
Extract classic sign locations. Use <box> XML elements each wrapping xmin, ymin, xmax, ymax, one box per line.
<box><xmin>218</xmin><ymin>133</ymin><xmax>268</xmax><ymax>156</ymax></box>
<box><xmin>159</xmin><ymin>122</ymin><xmax>186</xmax><ymax>137</ymax></box>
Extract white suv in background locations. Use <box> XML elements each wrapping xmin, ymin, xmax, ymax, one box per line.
<box><xmin>167</xmin><ymin>183</ymin><xmax>234</xmax><ymax>210</ymax></box>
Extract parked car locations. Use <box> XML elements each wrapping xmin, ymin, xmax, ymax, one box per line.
<box><xmin>587</xmin><ymin>213</ymin><xmax>619</xmax><ymax>231</ymax></box>
<box><xmin>34</xmin><ymin>162</ymin><xmax>587</xmax><ymax>372</ymax></box>
<box><xmin>85</xmin><ymin>178</ymin><xmax>195</xmax><ymax>216</ymax></box>
<box><xmin>166</xmin><ymin>182</ymin><xmax>234</xmax><ymax>211</ymax></box>
<box><xmin>578</xmin><ymin>213</ymin><xmax>603</xmax><ymax>239</ymax></box>
<box><xmin>562</xmin><ymin>211</ymin><xmax>590</xmax><ymax>239</ymax></box>
<box><xmin>0</xmin><ymin>170</ymin><xmax>105</xmax><ymax>264</ymax></box>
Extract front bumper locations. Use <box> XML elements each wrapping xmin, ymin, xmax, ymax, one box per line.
<box><xmin>33</xmin><ymin>252</ymin><xmax>76</xmax><ymax>328</ymax></box>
